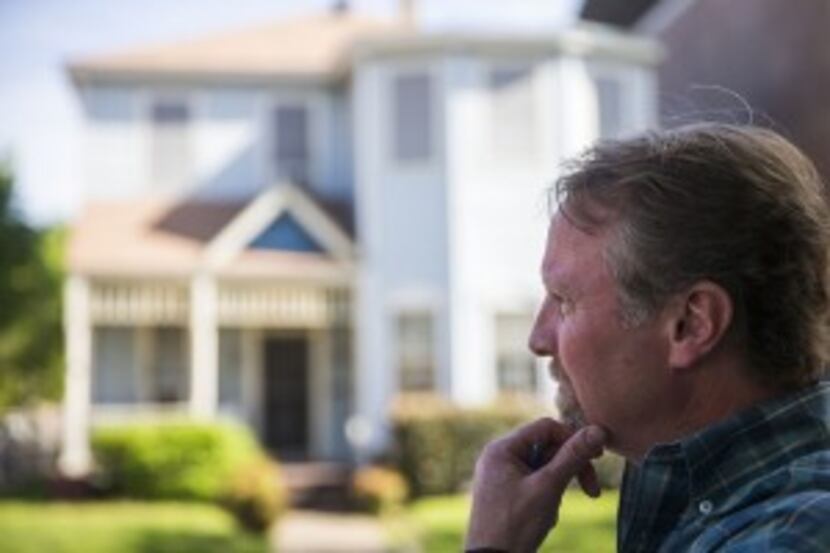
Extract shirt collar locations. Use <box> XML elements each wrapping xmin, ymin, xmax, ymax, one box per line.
<box><xmin>642</xmin><ymin>380</ymin><xmax>830</xmax><ymax>502</ymax></box>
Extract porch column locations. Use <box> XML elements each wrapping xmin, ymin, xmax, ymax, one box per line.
<box><xmin>189</xmin><ymin>273</ymin><xmax>218</xmax><ymax>418</ymax></box>
<box><xmin>59</xmin><ymin>275</ymin><xmax>92</xmax><ymax>477</ymax></box>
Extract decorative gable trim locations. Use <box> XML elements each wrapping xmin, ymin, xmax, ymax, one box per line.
<box><xmin>201</xmin><ymin>183</ymin><xmax>354</xmax><ymax>271</ymax></box>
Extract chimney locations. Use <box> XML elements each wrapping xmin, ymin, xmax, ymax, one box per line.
<box><xmin>399</xmin><ymin>0</ymin><xmax>416</xmax><ymax>28</ymax></box>
<box><xmin>331</xmin><ymin>0</ymin><xmax>349</xmax><ymax>16</ymax></box>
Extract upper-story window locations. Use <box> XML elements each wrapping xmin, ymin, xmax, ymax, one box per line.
<box><xmin>594</xmin><ymin>76</ymin><xmax>624</xmax><ymax>139</ymax></box>
<box><xmin>274</xmin><ymin>105</ymin><xmax>309</xmax><ymax>184</ymax></box>
<box><xmin>397</xmin><ymin>311</ymin><xmax>435</xmax><ymax>391</ymax></box>
<box><xmin>490</xmin><ymin>66</ymin><xmax>536</xmax><ymax>159</ymax></box>
<box><xmin>151</xmin><ymin>98</ymin><xmax>190</xmax><ymax>188</ymax></box>
<box><xmin>392</xmin><ymin>72</ymin><xmax>432</xmax><ymax>163</ymax></box>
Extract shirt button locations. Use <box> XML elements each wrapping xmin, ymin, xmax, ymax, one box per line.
<box><xmin>698</xmin><ymin>500</ymin><xmax>713</xmax><ymax>515</ymax></box>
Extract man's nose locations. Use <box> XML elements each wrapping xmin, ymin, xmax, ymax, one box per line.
<box><xmin>528</xmin><ymin>303</ymin><xmax>555</xmax><ymax>357</ymax></box>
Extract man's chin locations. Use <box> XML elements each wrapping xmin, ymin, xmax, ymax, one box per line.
<box><xmin>555</xmin><ymin>395</ymin><xmax>588</xmax><ymax>431</ymax></box>
<box><xmin>560</xmin><ymin>406</ymin><xmax>588</xmax><ymax>431</ymax></box>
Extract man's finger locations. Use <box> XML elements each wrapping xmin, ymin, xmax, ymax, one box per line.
<box><xmin>577</xmin><ymin>463</ymin><xmax>601</xmax><ymax>498</ymax></box>
<box><xmin>502</xmin><ymin>417</ymin><xmax>574</xmax><ymax>459</ymax></box>
<box><xmin>533</xmin><ymin>425</ymin><xmax>607</xmax><ymax>494</ymax></box>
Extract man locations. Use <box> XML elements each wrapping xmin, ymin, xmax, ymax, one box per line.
<box><xmin>466</xmin><ymin>123</ymin><xmax>830</xmax><ymax>552</ymax></box>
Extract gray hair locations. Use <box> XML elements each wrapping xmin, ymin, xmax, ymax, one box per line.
<box><xmin>555</xmin><ymin>123</ymin><xmax>830</xmax><ymax>390</ymax></box>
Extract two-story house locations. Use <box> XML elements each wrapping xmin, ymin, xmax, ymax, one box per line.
<box><xmin>59</xmin><ymin>5</ymin><xmax>661</xmax><ymax>475</ymax></box>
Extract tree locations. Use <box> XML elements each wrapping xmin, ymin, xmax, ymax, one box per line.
<box><xmin>0</xmin><ymin>164</ymin><xmax>63</xmax><ymax>411</ymax></box>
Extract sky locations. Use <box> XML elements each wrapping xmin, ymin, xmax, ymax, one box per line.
<box><xmin>0</xmin><ymin>0</ymin><xmax>581</xmax><ymax>226</ymax></box>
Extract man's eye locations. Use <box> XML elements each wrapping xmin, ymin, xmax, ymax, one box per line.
<box><xmin>551</xmin><ymin>294</ymin><xmax>572</xmax><ymax>316</ymax></box>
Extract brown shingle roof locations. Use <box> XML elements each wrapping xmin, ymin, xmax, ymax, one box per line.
<box><xmin>69</xmin><ymin>198</ymin><xmax>241</xmax><ymax>276</ymax></box>
<box><xmin>580</xmin><ymin>0</ymin><xmax>660</xmax><ymax>28</ymax></box>
<box><xmin>69</xmin><ymin>191</ymin><xmax>353</xmax><ymax>280</ymax></box>
<box><xmin>69</xmin><ymin>13</ymin><xmax>410</xmax><ymax>81</ymax></box>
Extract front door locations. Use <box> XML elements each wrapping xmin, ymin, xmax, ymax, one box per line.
<box><xmin>263</xmin><ymin>336</ymin><xmax>309</xmax><ymax>459</ymax></box>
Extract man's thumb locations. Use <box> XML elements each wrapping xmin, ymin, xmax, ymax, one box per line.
<box><xmin>537</xmin><ymin>425</ymin><xmax>607</xmax><ymax>491</ymax></box>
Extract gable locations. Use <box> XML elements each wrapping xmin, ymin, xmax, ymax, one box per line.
<box><xmin>249</xmin><ymin>212</ymin><xmax>325</xmax><ymax>253</ymax></box>
<box><xmin>201</xmin><ymin>183</ymin><xmax>354</xmax><ymax>271</ymax></box>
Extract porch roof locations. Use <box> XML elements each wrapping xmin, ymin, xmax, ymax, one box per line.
<box><xmin>68</xmin><ymin>185</ymin><xmax>355</xmax><ymax>282</ymax></box>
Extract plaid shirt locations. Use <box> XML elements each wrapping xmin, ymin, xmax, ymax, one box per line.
<box><xmin>618</xmin><ymin>381</ymin><xmax>830</xmax><ymax>552</ymax></box>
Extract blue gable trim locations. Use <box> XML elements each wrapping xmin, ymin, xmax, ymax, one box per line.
<box><xmin>249</xmin><ymin>213</ymin><xmax>324</xmax><ymax>253</ymax></box>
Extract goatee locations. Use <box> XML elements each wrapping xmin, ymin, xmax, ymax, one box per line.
<box><xmin>550</xmin><ymin>361</ymin><xmax>587</xmax><ymax>430</ymax></box>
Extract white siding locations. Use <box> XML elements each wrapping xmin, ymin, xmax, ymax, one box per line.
<box><xmin>354</xmin><ymin>58</ymin><xmax>451</xmax><ymax>451</ymax></box>
<box><xmin>326</xmin><ymin>87</ymin><xmax>355</xmax><ymax>200</ymax></box>
<box><xmin>82</xmin><ymin>86</ymin><xmax>146</xmax><ymax>199</ymax></box>
<box><xmin>193</xmin><ymin>88</ymin><xmax>262</xmax><ymax>199</ymax></box>
<box><xmin>81</xmin><ymin>83</ymin><xmax>353</xmax><ymax>204</ymax></box>
<box><xmin>444</xmin><ymin>55</ymin><xmax>550</xmax><ymax>405</ymax></box>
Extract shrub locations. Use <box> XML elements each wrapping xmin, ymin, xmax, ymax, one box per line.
<box><xmin>91</xmin><ymin>420</ymin><xmax>261</xmax><ymax>501</ymax></box>
<box><xmin>221</xmin><ymin>457</ymin><xmax>287</xmax><ymax>533</ymax></box>
<box><xmin>351</xmin><ymin>465</ymin><xmax>408</xmax><ymax>514</ymax></box>
<box><xmin>391</xmin><ymin>394</ymin><xmax>541</xmax><ymax>496</ymax></box>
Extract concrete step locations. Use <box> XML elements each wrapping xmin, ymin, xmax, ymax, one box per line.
<box><xmin>281</xmin><ymin>462</ymin><xmax>355</xmax><ymax>511</ymax></box>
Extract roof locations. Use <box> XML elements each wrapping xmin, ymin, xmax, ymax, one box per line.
<box><xmin>69</xmin><ymin>10</ymin><xmax>663</xmax><ymax>84</ymax></box>
<box><xmin>581</xmin><ymin>0</ymin><xmax>661</xmax><ymax>28</ymax></box>
<box><xmin>68</xmin><ymin>185</ymin><xmax>355</xmax><ymax>282</ymax></box>
<box><xmin>69</xmin><ymin>13</ymin><xmax>411</xmax><ymax>83</ymax></box>
<box><xmin>353</xmin><ymin>24</ymin><xmax>663</xmax><ymax>66</ymax></box>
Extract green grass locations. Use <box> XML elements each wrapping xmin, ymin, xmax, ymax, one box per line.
<box><xmin>402</xmin><ymin>489</ymin><xmax>618</xmax><ymax>553</ymax></box>
<box><xmin>0</xmin><ymin>500</ymin><xmax>267</xmax><ymax>553</ymax></box>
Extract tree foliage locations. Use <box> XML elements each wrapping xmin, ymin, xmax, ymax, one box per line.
<box><xmin>0</xmin><ymin>165</ymin><xmax>64</xmax><ymax>411</ymax></box>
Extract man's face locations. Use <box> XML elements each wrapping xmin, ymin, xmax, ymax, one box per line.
<box><xmin>528</xmin><ymin>214</ymin><xmax>671</xmax><ymax>453</ymax></box>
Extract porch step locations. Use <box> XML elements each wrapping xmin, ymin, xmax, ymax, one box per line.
<box><xmin>281</xmin><ymin>462</ymin><xmax>355</xmax><ymax>512</ymax></box>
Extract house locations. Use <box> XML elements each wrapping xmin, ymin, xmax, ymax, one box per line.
<box><xmin>582</xmin><ymin>0</ymin><xmax>830</xmax><ymax>179</ymax></box>
<box><xmin>59</xmin><ymin>3</ymin><xmax>661</xmax><ymax>476</ymax></box>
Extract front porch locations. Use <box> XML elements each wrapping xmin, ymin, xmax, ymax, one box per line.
<box><xmin>60</xmin><ymin>277</ymin><xmax>353</xmax><ymax>476</ymax></box>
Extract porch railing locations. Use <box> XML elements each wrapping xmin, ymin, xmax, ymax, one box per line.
<box><xmin>88</xmin><ymin>279</ymin><xmax>350</xmax><ymax>327</ymax></box>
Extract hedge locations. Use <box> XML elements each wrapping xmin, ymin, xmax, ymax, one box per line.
<box><xmin>91</xmin><ymin>420</ymin><xmax>287</xmax><ymax>532</ymax></box>
<box><xmin>391</xmin><ymin>394</ymin><xmax>539</xmax><ymax>497</ymax></box>
<box><xmin>391</xmin><ymin>394</ymin><xmax>625</xmax><ymax>497</ymax></box>
<box><xmin>92</xmin><ymin>421</ymin><xmax>260</xmax><ymax>501</ymax></box>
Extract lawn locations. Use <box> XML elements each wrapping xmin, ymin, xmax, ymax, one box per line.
<box><xmin>402</xmin><ymin>489</ymin><xmax>618</xmax><ymax>553</ymax></box>
<box><xmin>0</xmin><ymin>500</ymin><xmax>267</xmax><ymax>553</ymax></box>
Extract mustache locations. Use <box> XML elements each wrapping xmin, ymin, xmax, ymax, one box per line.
<box><xmin>548</xmin><ymin>359</ymin><xmax>567</xmax><ymax>382</ymax></box>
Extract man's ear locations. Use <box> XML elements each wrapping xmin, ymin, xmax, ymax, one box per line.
<box><xmin>666</xmin><ymin>281</ymin><xmax>733</xmax><ymax>371</ymax></box>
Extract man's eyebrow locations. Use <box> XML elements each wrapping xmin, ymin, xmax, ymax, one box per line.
<box><xmin>541</xmin><ymin>266</ymin><xmax>574</xmax><ymax>296</ymax></box>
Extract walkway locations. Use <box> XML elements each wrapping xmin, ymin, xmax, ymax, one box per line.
<box><xmin>272</xmin><ymin>509</ymin><xmax>397</xmax><ymax>553</ymax></box>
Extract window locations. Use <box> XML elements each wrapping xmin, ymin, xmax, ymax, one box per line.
<box><xmin>397</xmin><ymin>312</ymin><xmax>435</xmax><ymax>391</ymax></box>
<box><xmin>151</xmin><ymin>98</ymin><xmax>190</xmax><ymax>187</ymax></box>
<box><xmin>392</xmin><ymin>72</ymin><xmax>432</xmax><ymax>162</ymax></box>
<box><xmin>490</xmin><ymin>66</ymin><xmax>536</xmax><ymax>158</ymax></box>
<box><xmin>219</xmin><ymin>329</ymin><xmax>242</xmax><ymax>410</ymax></box>
<box><xmin>93</xmin><ymin>327</ymin><xmax>137</xmax><ymax>404</ymax></box>
<box><xmin>150</xmin><ymin>327</ymin><xmax>188</xmax><ymax>403</ymax></box>
<box><xmin>274</xmin><ymin>105</ymin><xmax>309</xmax><ymax>183</ymax></box>
<box><xmin>594</xmin><ymin>76</ymin><xmax>624</xmax><ymax>139</ymax></box>
<box><xmin>495</xmin><ymin>313</ymin><xmax>537</xmax><ymax>394</ymax></box>
<box><xmin>88</xmin><ymin>87</ymin><xmax>133</xmax><ymax>123</ymax></box>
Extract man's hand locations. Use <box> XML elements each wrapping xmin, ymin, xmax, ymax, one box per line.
<box><xmin>465</xmin><ymin>418</ymin><xmax>607</xmax><ymax>553</ymax></box>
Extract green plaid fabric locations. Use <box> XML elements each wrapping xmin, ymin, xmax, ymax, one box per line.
<box><xmin>618</xmin><ymin>381</ymin><xmax>830</xmax><ymax>552</ymax></box>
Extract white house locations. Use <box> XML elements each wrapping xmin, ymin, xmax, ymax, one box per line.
<box><xmin>59</xmin><ymin>4</ymin><xmax>661</xmax><ymax>475</ymax></box>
